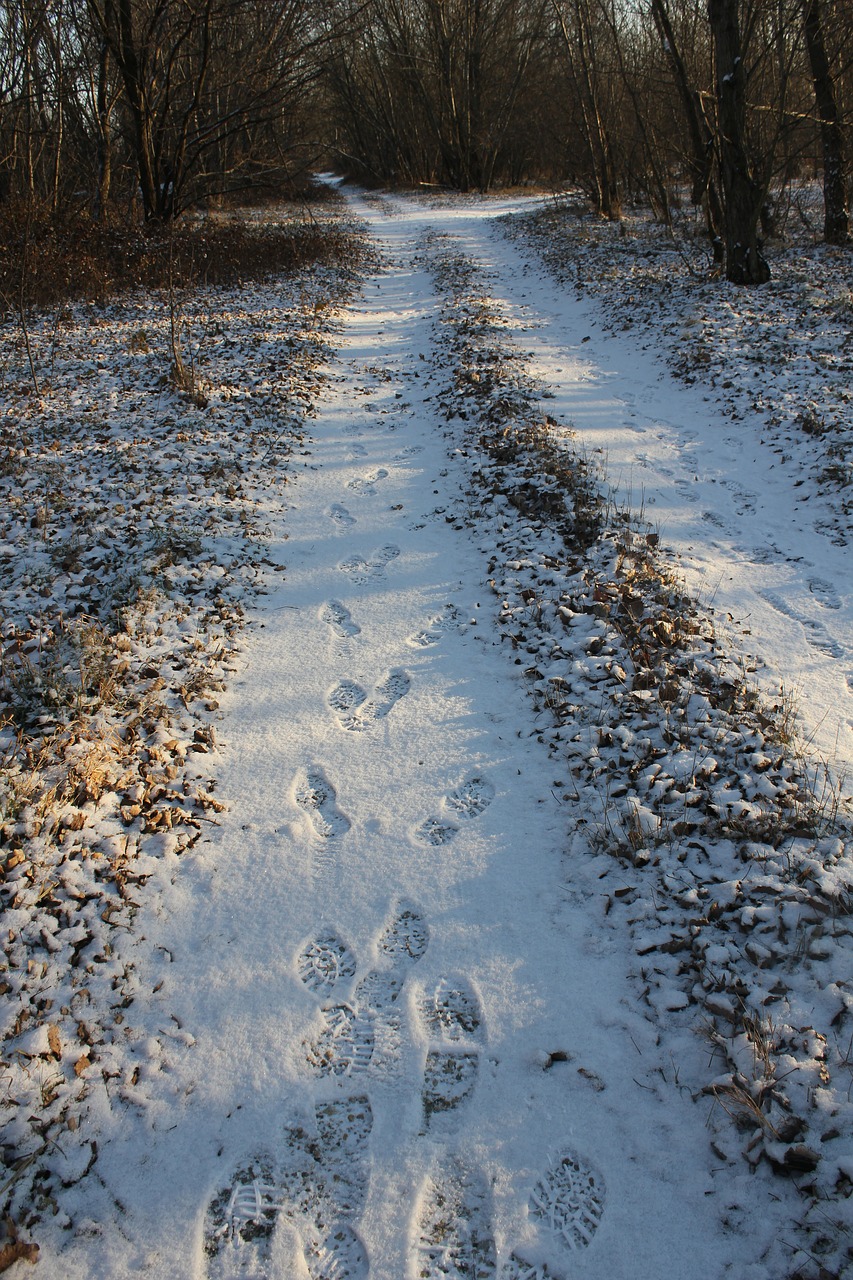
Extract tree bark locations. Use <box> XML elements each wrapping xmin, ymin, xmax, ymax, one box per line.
<box><xmin>802</xmin><ymin>0</ymin><xmax>849</xmax><ymax>245</ymax></box>
<box><xmin>707</xmin><ymin>0</ymin><xmax>770</xmax><ymax>283</ymax></box>
<box><xmin>106</xmin><ymin>0</ymin><xmax>160</xmax><ymax>219</ymax></box>
<box><xmin>95</xmin><ymin>37</ymin><xmax>112</xmax><ymax>217</ymax></box>
<box><xmin>652</xmin><ymin>0</ymin><xmax>724</xmax><ymax>260</ymax></box>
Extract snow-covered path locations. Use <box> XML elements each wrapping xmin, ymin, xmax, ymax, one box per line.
<box><xmin>413</xmin><ymin>197</ymin><xmax>852</xmax><ymax>771</ymax></box>
<box><xmin>42</xmin><ymin>192</ymin><xmax>851</xmax><ymax>1279</ymax></box>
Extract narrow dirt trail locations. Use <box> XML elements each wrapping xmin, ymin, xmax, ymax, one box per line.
<box><xmin>40</xmin><ymin>193</ymin><xmax>839</xmax><ymax>1280</ymax></box>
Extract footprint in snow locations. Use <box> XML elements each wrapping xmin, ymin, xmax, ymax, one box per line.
<box><xmin>297</xmin><ymin>930</ymin><xmax>357</xmax><ymax>998</ymax></box>
<box><xmin>339</xmin><ymin>545</ymin><xmax>400</xmax><ymax>584</ymax></box>
<box><xmin>527</xmin><ymin>1151</ymin><xmax>606</xmax><ymax>1253</ymax></box>
<box><xmin>720</xmin><ymin>477</ymin><xmax>757</xmax><ymax>515</ymax></box>
<box><xmin>353</xmin><ymin>968</ymin><xmax>404</xmax><ymax>1018</ymax></box>
<box><xmin>673</xmin><ymin>477</ymin><xmax>698</xmax><ymax>503</ymax></box>
<box><xmin>321</xmin><ymin>600</ymin><xmax>361</xmax><ymax>640</ymax></box>
<box><xmin>294</xmin><ymin>766</ymin><xmax>351</xmax><ymax>839</ymax></box>
<box><xmin>280</xmin><ymin>1095</ymin><xmax>374</xmax><ymax>1223</ymax></box>
<box><xmin>376</xmin><ymin>899</ymin><xmax>430</xmax><ymax>968</ymax></box>
<box><xmin>809</xmin><ymin>577</ymin><xmax>841</xmax><ymax>610</ymax></box>
<box><xmin>446</xmin><ymin>774</ymin><xmax>495</xmax><ymax>819</ymax></box>
<box><xmin>758</xmin><ymin>588</ymin><xmax>845</xmax><ymax>658</ymax></box>
<box><xmin>202</xmin><ymin>1154</ymin><xmax>281</xmax><ymax>1280</ymax></box>
<box><xmin>412</xmin><ymin>1159</ymin><xmax>496</xmax><ymax>1279</ymax></box>
<box><xmin>202</xmin><ymin>1098</ymin><xmax>372</xmax><ymax>1279</ymax></box>
<box><xmin>501</xmin><ymin>1258</ymin><xmax>560</xmax><ymax>1280</ymax></box>
<box><xmin>328</xmin><ymin>502</ymin><xmax>356</xmax><ymax>528</ymax></box>
<box><xmin>328</xmin><ymin>669</ymin><xmax>411</xmax><ymax>732</ymax></box>
<box><xmin>415</xmin><ymin>773</ymin><xmax>494</xmax><ymax>845</ymax></box>
<box><xmin>300</xmin><ymin>1223</ymin><xmax>368</xmax><ymax>1280</ymax></box>
<box><xmin>354</xmin><ymin>902</ymin><xmax>431</xmax><ymax>1076</ymax></box>
<box><xmin>407</xmin><ymin>604</ymin><xmax>463</xmax><ymax>648</ymax></box>
<box><xmin>744</xmin><ymin>543</ymin><xmax>785</xmax><ymax>565</ymax></box>
<box><xmin>421</xmin><ymin>1052</ymin><xmax>480</xmax><ymax>1128</ymax></box>
<box><xmin>419</xmin><ymin>976</ymin><xmax>483</xmax><ymax>1041</ymax></box>
<box><xmin>347</xmin><ymin>468</ymin><xmax>388</xmax><ymax>496</ymax></box>
<box><xmin>418</xmin><ymin>977</ymin><xmax>484</xmax><ymax>1132</ymax></box>
<box><xmin>301</xmin><ymin>903</ymin><xmax>430</xmax><ymax>1077</ymax></box>
<box><xmin>393</xmin><ymin>444</ymin><xmax>424</xmax><ymax>462</ymax></box>
<box><xmin>414</xmin><ymin>816</ymin><xmax>460</xmax><ymax>846</ymax></box>
<box><xmin>305</xmin><ymin>1004</ymin><xmax>375</xmax><ymax>1077</ymax></box>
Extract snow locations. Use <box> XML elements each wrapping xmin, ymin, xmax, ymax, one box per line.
<box><xmin>1</xmin><ymin>183</ymin><xmax>851</xmax><ymax>1279</ymax></box>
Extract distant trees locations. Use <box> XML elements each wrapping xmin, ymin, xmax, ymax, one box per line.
<box><xmin>0</xmin><ymin>0</ymin><xmax>849</xmax><ymax>273</ymax></box>
<box><xmin>322</xmin><ymin>0</ymin><xmax>550</xmax><ymax>191</ymax></box>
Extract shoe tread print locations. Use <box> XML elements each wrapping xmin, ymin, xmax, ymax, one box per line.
<box><xmin>203</xmin><ymin>1156</ymin><xmax>281</xmax><ymax>1279</ymax></box>
<box><xmin>328</xmin><ymin>680</ymin><xmax>367</xmax><ymax>717</ymax></box>
<box><xmin>378</xmin><ymin>900</ymin><xmax>429</xmax><ymax>968</ymax></box>
<box><xmin>445</xmin><ymin>775</ymin><xmax>495</xmax><ymax>820</ymax></box>
<box><xmin>305</xmin><ymin>1004</ymin><xmax>375</xmax><ymax>1077</ymax></box>
<box><xmin>297</xmin><ymin>1095</ymin><xmax>372</xmax><ymax>1279</ymax></box>
<box><xmin>407</xmin><ymin>604</ymin><xmax>462</xmax><ymax>649</ymax></box>
<box><xmin>529</xmin><ymin>1151</ymin><xmax>605</xmax><ymax>1252</ymax></box>
<box><xmin>329</xmin><ymin>669</ymin><xmax>410</xmax><ymax>732</ymax></box>
<box><xmin>414</xmin><ymin>1159</ymin><xmax>496</xmax><ymax>1279</ymax></box>
<box><xmin>321</xmin><ymin>600</ymin><xmax>361</xmax><ymax>639</ymax></box>
<box><xmin>340</xmin><ymin>545</ymin><xmax>399</xmax><ymax>584</ymax></box>
<box><xmin>295</xmin><ymin>766</ymin><xmax>350</xmax><ymax>839</ymax></box>
<box><xmin>315</xmin><ymin>1095</ymin><xmax>373</xmax><ymax>1167</ymax></box>
<box><xmin>422</xmin><ymin>1050</ymin><xmax>479</xmax><ymax>1129</ymax></box>
<box><xmin>298</xmin><ymin>931</ymin><xmax>357</xmax><ymax>997</ymax></box>
<box><xmin>501</xmin><ymin>1258</ymin><xmax>559</xmax><ymax>1280</ymax></box>
<box><xmin>302</xmin><ymin>1221</ymin><xmax>369</xmax><ymax>1280</ymax></box>
<box><xmin>414</xmin><ymin>816</ymin><xmax>459</xmax><ymax>846</ymax></box>
<box><xmin>420</xmin><ymin>977</ymin><xmax>483</xmax><ymax>1042</ymax></box>
<box><xmin>354</xmin><ymin>968</ymin><xmax>404</xmax><ymax>1015</ymax></box>
<box><xmin>299</xmin><ymin>1095</ymin><xmax>374</xmax><ymax>1222</ymax></box>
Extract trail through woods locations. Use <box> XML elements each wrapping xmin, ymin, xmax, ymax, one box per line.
<box><xmin>16</xmin><ymin>186</ymin><xmax>853</xmax><ymax>1280</ymax></box>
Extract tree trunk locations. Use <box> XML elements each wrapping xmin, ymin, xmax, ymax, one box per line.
<box><xmin>652</xmin><ymin>0</ymin><xmax>724</xmax><ymax>260</ymax></box>
<box><xmin>95</xmin><ymin>37</ymin><xmax>112</xmax><ymax>218</ymax></box>
<box><xmin>707</xmin><ymin>0</ymin><xmax>770</xmax><ymax>283</ymax></box>
<box><xmin>551</xmin><ymin>0</ymin><xmax>621</xmax><ymax>220</ymax></box>
<box><xmin>802</xmin><ymin>0</ymin><xmax>849</xmax><ymax>245</ymax></box>
<box><xmin>118</xmin><ymin>0</ymin><xmax>161</xmax><ymax>219</ymax></box>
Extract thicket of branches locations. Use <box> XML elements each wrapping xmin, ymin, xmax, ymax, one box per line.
<box><xmin>0</xmin><ymin>0</ymin><xmax>850</xmax><ymax>286</ymax></box>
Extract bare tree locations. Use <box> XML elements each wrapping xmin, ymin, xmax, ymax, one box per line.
<box><xmin>802</xmin><ymin>0</ymin><xmax>849</xmax><ymax>242</ymax></box>
<box><xmin>652</xmin><ymin>0</ymin><xmax>724</xmax><ymax>257</ymax></box>
<box><xmin>707</xmin><ymin>0</ymin><xmax>771</xmax><ymax>281</ymax></box>
<box><xmin>550</xmin><ymin>0</ymin><xmax>623</xmax><ymax>218</ymax></box>
<box><xmin>84</xmin><ymin>0</ymin><xmax>327</xmax><ymax>220</ymax></box>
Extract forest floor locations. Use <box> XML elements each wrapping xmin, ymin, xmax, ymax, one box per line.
<box><xmin>0</xmin><ymin>182</ymin><xmax>851</xmax><ymax>1280</ymax></box>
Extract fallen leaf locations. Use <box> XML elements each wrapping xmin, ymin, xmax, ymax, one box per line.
<box><xmin>0</xmin><ymin>1241</ymin><xmax>39</xmax><ymax>1272</ymax></box>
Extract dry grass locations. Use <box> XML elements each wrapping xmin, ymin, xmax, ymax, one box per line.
<box><xmin>0</xmin><ymin>183</ymin><xmax>354</xmax><ymax>315</ymax></box>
